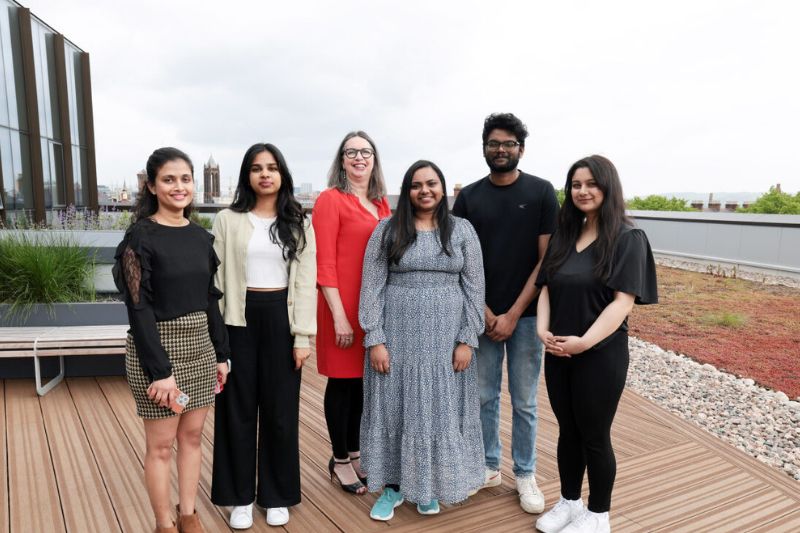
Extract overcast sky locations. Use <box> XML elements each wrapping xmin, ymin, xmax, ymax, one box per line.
<box><xmin>23</xmin><ymin>0</ymin><xmax>800</xmax><ymax>198</ymax></box>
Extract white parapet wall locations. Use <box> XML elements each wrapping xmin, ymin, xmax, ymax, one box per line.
<box><xmin>628</xmin><ymin>211</ymin><xmax>800</xmax><ymax>276</ymax></box>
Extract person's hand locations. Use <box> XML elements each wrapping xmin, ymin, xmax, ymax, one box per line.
<box><xmin>334</xmin><ymin>315</ymin><xmax>354</xmax><ymax>348</ymax></box>
<box><xmin>488</xmin><ymin>312</ymin><xmax>519</xmax><ymax>341</ymax></box>
<box><xmin>369</xmin><ymin>344</ymin><xmax>390</xmax><ymax>374</ymax></box>
<box><xmin>539</xmin><ymin>330</ymin><xmax>569</xmax><ymax>357</ymax></box>
<box><xmin>293</xmin><ymin>348</ymin><xmax>311</xmax><ymax>370</ymax></box>
<box><xmin>552</xmin><ymin>335</ymin><xmax>588</xmax><ymax>356</ymax></box>
<box><xmin>216</xmin><ymin>362</ymin><xmax>229</xmax><ymax>385</ymax></box>
<box><xmin>484</xmin><ymin>308</ymin><xmax>498</xmax><ymax>336</ymax></box>
<box><xmin>452</xmin><ymin>343</ymin><xmax>472</xmax><ymax>372</ymax></box>
<box><xmin>147</xmin><ymin>375</ymin><xmax>178</xmax><ymax>407</ymax></box>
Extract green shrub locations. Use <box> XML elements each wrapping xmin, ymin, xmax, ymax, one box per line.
<box><xmin>626</xmin><ymin>195</ymin><xmax>693</xmax><ymax>211</ymax></box>
<box><xmin>700</xmin><ymin>311</ymin><xmax>746</xmax><ymax>328</ymax></box>
<box><xmin>556</xmin><ymin>188</ymin><xmax>565</xmax><ymax>206</ymax></box>
<box><xmin>737</xmin><ymin>187</ymin><xmax>800</xmax><ymax>214</ymax></box>
<box><xmin>0</xmin><ymin>232</ymin><xmax>96</xmax><ymax>319</ymax></box>
<box><xmin>190</xmin><ymin>211</ymin><xmax>213</xmax><ymax>229</ymax></box>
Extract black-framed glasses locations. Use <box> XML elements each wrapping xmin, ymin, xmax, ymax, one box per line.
<box><xmin>485</xmin><ymin>140</ymin><xmax>521</xmax><ymax>150</ymax></box>
<box><xmin>343</xmin><ymin>148</ymin><xmax>374</xmax><ymax>159</ymax></box>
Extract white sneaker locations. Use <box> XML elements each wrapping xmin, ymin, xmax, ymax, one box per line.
<box><xmin>468</xmin><ymin>467</ymin><xmax>502</xmax><ymax>495</ymax></box>
<box><xmin>266</xmin><ymin>507</ymin><xmax>289</xmax><ymax>526</ymax></box>
<box><xmin>560</xmin><ymin>508</ymin><xmax>610</xmax><ymax>533</ymax></box>
<box><xmin>516</xmin><ymin>475</ymin><xmax>545</xmax><ymax>514</ymax></box>
<box><xmin>536</xmin><ymin>497</ymin><xmax>585</xmax><ymax>533</ymax></box>
<box><xmin>229</xmin><ymin>504</ymin><xmax>253</xmax><ymax>529</ymax></box>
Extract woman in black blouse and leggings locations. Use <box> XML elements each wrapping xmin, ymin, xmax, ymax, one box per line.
<box><xmin>113</xmin><ymin>147</ymin><xmax>231</xmax><ymax>533</ymax></box>
<box><xmin>534</xmin><ymin>155</ymin><xmax>657</xmax><ymax>533</ymax></box>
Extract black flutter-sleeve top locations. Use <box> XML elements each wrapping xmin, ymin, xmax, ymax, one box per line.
<box><xmin>112</xmin><ymin>219</ymin><xmax>230</xmax><ymax>381</ymax></box>
<box><xmin>536</xmin><ymin>226</ymin><xmax>658</xmax><ymax>348</ymax></box>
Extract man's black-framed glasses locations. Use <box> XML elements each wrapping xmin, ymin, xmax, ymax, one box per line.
<box><xmin>343</xmin><ymin>148</ymin><xmax>374</xmax><ymax>159</ymax></box>
<box><xmin>485</xmin><ymin>140</ymin><xmax>521</xmax><ymax>150</ymax></box>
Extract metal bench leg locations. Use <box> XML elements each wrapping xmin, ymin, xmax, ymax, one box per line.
<box><xmin>34</xmin><ymin>336</ymin><xmax>65</xmax><ymax>396</ymax></box>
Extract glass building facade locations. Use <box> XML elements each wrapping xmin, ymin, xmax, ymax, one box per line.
<box><xmin>0</xmin><ymin>0</ymin><xmax>96</xmax><ymax>222</ymax></box>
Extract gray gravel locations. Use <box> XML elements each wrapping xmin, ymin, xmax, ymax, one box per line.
<box><xmin>654</xmin><ymin>255</ymin><xmax>800</xmax><ymax>289</ymax></box>
<box><xmin>626</xmin><ymin>337</ymin><xmax>800</xmax><ymax>482</ymax></box>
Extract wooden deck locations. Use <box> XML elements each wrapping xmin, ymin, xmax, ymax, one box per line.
<box><xmin>1</xmin><ymin>353</ymin><xmax>798</xmax><ymax>533</ymax></box>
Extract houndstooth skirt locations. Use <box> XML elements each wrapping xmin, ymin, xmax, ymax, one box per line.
<box><xmin>125</xmin><ymin>311</ymin><xmax>217</xmax><ymax>419</ymax></box>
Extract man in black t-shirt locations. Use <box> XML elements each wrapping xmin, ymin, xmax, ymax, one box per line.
<box><xmin>453</xmin><ymin>113</ymin><xmax>558</xmax><ymax>515</ymax></box>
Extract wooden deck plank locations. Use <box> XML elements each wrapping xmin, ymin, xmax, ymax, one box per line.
<box><xmin>747</xmin><ymin>509</ymin><xmax>800</xmax><ymax>532</ymax></box>
<box><xmin>40</xmin><ymin>382</ymin><xmax>122</xmax><ymax>532</ymax></box>
<box><xmin>295</xmin><ymin>418</ymin><xmax>387</xmax><ymax>530</ymax></box>
<box><xmin>95</xmin><ymin>377</ymin><xmax>232</xmax><ymax>532</ymax></box>
<box><xmin>68</xmin><ymin>377</ymin><xmax>153</xmax><ymax>533</ymax></box>
<box><xmin>649</xmin><ymin>486</ymin><xmax>799</xmax><ymax>532</ymax></box>
<box><xmin>4</xmin><ymin>380</ymin><xmax>65</xmax><ymax>533</ymax></box>
<box><xmin>4</xmin><ymin>344</ymin><xmax>800</xmax><ymax>533</ymax></box>
<box><xmin>0</xmin><ymin>381</ymin><xmax>8</xmax><ymax>533</ymax></box>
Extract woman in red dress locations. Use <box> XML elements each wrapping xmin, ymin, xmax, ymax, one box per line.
<box><xmin>313</xmin><ymin>131</ymin><xmax>391</xmax><ymax>495</ymax></box>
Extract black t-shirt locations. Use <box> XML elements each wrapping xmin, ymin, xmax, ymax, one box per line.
<box><xmin>536</xmin><ymin>227</ymin><xmax>658</xmax><ymax>348</ymax></box>
<box><xmin>112</xmin><ymin>219</ymin><xmax>230</xmax><ymax>380</ymax></box>
<box><xmin>452</xmin><ymin>172</ymin><xmax>559</xmax><ymax>316</ymax></box>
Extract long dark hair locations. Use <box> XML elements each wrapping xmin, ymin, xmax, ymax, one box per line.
<box><xmin>132</xmin><ymin>147</ymin><xmax>194</xmax><ymax>223</ymax></box>
<box><xmin>230</xmin><ymin>143</ymin><xmax>306</xmax><ymax>261</ymax></box>
<box><xmin>326</xmin><ymin>131</ymin><xmax>387</xmax><ymax>201</ymax></box>
<box><xmin>541</xmin><ymin>155</ymin><xmax>630</xmax><ymax>281</ymax></box>
<box><xmin>382</xmin><ymin>160</ymin><xmax>453</xmax><ymax>265</ymax></box>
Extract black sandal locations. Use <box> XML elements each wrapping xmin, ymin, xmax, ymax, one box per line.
<box><xmin>328</xmin><ymin>457</ymin><xmax>366</xmax><ymax>495</ymax></box>
<box><xmin>348</xmin><ymin>453</ymin><xmax>368</xmax><ymax>486</ymax></box>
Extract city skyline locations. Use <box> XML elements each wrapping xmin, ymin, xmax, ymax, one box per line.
<box><xmin>21</xmin><ymin>0</ymin><xmax>800</xmax><ymax>198</ymax></box>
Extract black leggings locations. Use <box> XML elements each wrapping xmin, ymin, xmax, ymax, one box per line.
<box><xmin>544</xmin><ymin>332</ymin><xmax>628</xmax><ymax>513</ymax></box>
<box><xmin>324</xmin><ymin>377</ymin><xmax>363</xmax><ymax>459</ymax></box>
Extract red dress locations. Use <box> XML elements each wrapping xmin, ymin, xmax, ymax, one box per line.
<box><xmin>313</xmin><ymin>188</ymin><xmax>392</xmax><ymax>378</ymax></box>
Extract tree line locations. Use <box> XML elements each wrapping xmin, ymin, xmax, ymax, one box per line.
<box><xmin>553</xmin><ymin>187</ymin><xmax>800</xmax><ymax>214</ymax></box>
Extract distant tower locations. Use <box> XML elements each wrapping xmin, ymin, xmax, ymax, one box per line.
<box><xmin>204</xmin><ymin>155</ymin><xmax>220</xmax><ymax>204</ymax></box>
<box><xmin>136</xmin><ymin>169</ymin><xmax>147</xmax><ymax>193</ymax></box>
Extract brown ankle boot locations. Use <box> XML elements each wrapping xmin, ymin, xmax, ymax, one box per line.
<box><xmin>176</xmin><ymin>505</ymin><xmax>205</xmax><ymax>533</ymax></box>
<box><xmin>153</xmin><ymin>522</ymin><xmax>178</xmax><ymax>533</ymax></box>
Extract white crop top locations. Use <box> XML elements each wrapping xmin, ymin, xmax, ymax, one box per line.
<box><xmin>246</xmin><ymin>212</ymin><xmax>289</xmax><ymax>288</ymax></box>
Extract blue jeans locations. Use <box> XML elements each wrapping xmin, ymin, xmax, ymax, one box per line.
<box><xmin>477</xmin><ymin>316</ymin><xmax>543</xmax><ymax>477</ymax></box>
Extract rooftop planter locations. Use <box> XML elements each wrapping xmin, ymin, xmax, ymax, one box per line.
<box><xmin>0</xmin><ymin>230</ymin><xmax>127</xmax><ymax>378</ymax></box>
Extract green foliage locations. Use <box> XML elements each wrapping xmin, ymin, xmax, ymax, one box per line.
<box><xmin>737</xmin><ymin>187</ymin><xmax>800</xmax><ymax>214</ymax></box>
<box><xmin>0</xmin><ymin>233</ymin><xmax>96</xmax><ymax>319</ymax></box>
<box><xmin>190</xmin><ymin>211</ymin><xmax>213</xmax><ymax>229</ymax></box>
<box><xmin>1</xmin><ymin>205</ymin><xmax>133</xmax><ymax>230</ymax></box>
<box><xmin>626</xmin><ymin>195</ymin><xmax>693</xmax><ymax>211</ymax></box>
<box><xmin>555</xmin><ymin>188</ymin><xmax>565</xmax><ymax>206</ymax></box>
<box><xmin>700</xmin><ymin>311</ymin><xmax>747</xmax><ymax>328</ymax></box>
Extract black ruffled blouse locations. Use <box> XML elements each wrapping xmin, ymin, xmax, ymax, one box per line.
<box><xmin>536</xmin><ymin>226</ymin><xmax>658</xmax><ymax>349</ymax></box>
<box><xmin>112</xmin><ymin>219</ymin><xmax>230</xmax><ymax>381</ymax></box>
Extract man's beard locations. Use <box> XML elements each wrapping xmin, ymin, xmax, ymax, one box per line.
<box><xmin>485</xmin><ymin>153</ymin><xmax>519</xmax><ymax>173</ymax></box>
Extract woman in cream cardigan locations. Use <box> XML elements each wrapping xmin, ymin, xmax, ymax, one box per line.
<box><xmin>210</xmin><ymin>143</ymin><xmax>316</xmax><ymax>529</ymax></box>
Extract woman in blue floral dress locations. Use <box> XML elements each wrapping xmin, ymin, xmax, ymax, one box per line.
<box><xmin>359</xmin><ymin>160</ymin><xmax>486</xmax><ymax>521</ymax></box>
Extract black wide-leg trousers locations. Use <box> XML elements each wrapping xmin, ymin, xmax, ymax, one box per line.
<box><xmin>544</xmin><ymin>331</ymin><xmax>629</xmax><ymax>513</ymax></box>
<box><xmin>211</xmin><ymin>290</ymin><xmax>301</xmax><ymax>508</ymax></box>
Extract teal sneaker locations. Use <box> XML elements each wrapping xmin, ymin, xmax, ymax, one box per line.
<box><xmin>417</xmin><ymin>499</ymin><xmax>440</xmax><ymax>515</ymax></box>
<box><xmin>370</xmin><ymin>487</ymin><xmax>404</xmax><ymax>521</ymax></box>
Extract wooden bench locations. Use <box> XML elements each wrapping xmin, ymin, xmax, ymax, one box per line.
<box><xmin>0</xmin><ymin>325</ymin><xmax>128</xmax><ymax>395</ymax></box>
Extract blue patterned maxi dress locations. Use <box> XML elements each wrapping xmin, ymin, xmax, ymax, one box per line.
<box><xmin>359</xmin><ymin>216</ymin><xmax>486</xmax><ymax>504</ymax></box>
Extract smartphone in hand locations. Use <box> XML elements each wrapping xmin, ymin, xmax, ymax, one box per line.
<box><xmin>169</xmin><ymin>390</ymin><xmax>190</xmax><ymax>414</ymax></box>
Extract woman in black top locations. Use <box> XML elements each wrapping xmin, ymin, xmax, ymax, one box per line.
<box><xmin>113</xmin><ymin>147</ymin><xmax>230</xmax><ymax>533</ymax></box>
<box><xmin>534</xmin><ymin>155</ymin><xmax>657</xmax><ymax>533</ymax></box>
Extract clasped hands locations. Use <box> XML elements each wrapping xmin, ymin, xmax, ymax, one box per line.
<box><xmin>538</xmin><ymin>331</ymin><xmax>588</xmax><ymax>357</ymax></box>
